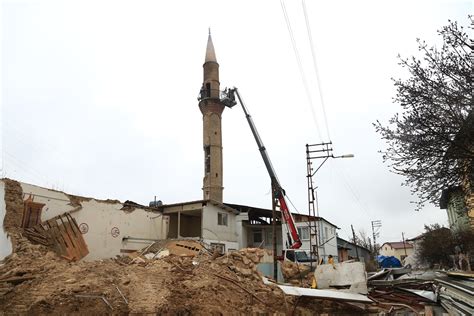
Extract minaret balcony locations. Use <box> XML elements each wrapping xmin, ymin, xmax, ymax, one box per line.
<box><xmin>198</xmin><ymin>88</ymin><xmax>236</xmax><ymax>108</ymax></box>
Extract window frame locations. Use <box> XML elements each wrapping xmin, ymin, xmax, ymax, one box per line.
<box><xmin>217</xmin><ymin>212</ymin><xmax>228</xmax><ymax>226</ymax></box>
<box><xmin>253</xmin><ymin>229</ymin><xmax>263</xmax><ymax>243</ymax></box>
<box><xmin>297</xmin><ymin>226</ymin><xmax>310</xmax><ymax>240</ymax></box>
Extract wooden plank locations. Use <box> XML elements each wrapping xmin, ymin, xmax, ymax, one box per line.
<box><xmin>60</xmin><ymin>215</ymin><xmax>82</xmax><ymax>259</ymax></box>
<box><xmin>0</xmin><ymin>276</ymin><xmax>36</xmax><ymax>284</ymax></box>
<box><xmin>67</xmin><ymin>215</ymin><xmax>88</xmax><ymax>258</ymax></box>
<box><xmin>63</xmin><ymin>214</ymin><xmax>78</xmax><ymax>238</ymax></box>
<box><xmin>50</xmin><ymin>225</ymin><xmax>68</xmax><ymax>257</ymax></box>
<box><xmin>63</xmin><ymin>213</ymin><xmax>87</xmax><ymax>258</ymax></box>
<box><xmin>22</xmin><ymin>212</ymin><xmax>89</xmax><ymax>261</ymax></box>
<box><xmin>60</xmin><ymin>230</ymin><xmax>78</xmax><ymax>260</ymax></box>
<box><xmin>61</xmin><ymin>224</ymin><xmax>80</xmax><ymax>260</ymax></box>
<box><xmin>68</xmin><ymin>214</ymin><xmax>82</xmax><ymax>235</ymax></box>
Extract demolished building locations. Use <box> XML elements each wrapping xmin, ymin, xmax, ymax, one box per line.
<box><xmin>0</xmin><ymin>178</ymin><xmax>169</xmax><ymax>261</ymax></box>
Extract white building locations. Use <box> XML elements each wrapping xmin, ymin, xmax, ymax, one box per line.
<box><xmin>158</xmin><ymin>200</ymin><xmax>240</xmax><ymax>253</ymax></box>
<box><xmin>293</xmin><ymin>218</ymin><xmax>339</xmax><ymax>262</ymax></box>
<box><xmin>226</xmin><ymin>203</ymin><xmax>339</xmax><ymax>261</ymax></box>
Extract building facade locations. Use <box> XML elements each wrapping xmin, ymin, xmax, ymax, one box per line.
<box><xmin>379</xmin><ymin>241</ymin><xmax>414</xmax><ymax>261</ymax></box>
<box><xmin>337</xmin><ymin>237</ymin><xmax>372</xmax><ymax>263</ymax></box>
<box><xmin>159</xmin><ymin>200</ymin><xmax>239</xmax><ymax>253</ymax></box>
<box><xmin>440</xmin><ymin>186</ymin><xmax>470</xmax><ymax>232</ymax></box>
<box><xmin>227</xmin><ymin>203</ymin><xmax>338</xmax><ymax>260</ymax></box>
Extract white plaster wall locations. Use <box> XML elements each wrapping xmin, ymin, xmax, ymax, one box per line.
<box><xmin>3</xmin><ymin>182</ymin><xmax>168</xmax><ymax>260</ymax></box>
<box><xmin>317</xmin><ymin>220</ymin><xmax>338</xmax><ymax>261</ymax></box>
<box><xmin>0</xmin><ymin>181</ymin><xmax>13</xmax><ymax>260</ymax></box>
<box><xmin>202</xmin><ymin>204</ymin><xmax>237</xmax><ymax>242</ymax></box>
<box><xmin>282</xmin><ymin>220</ymin><xmax>338</xmax><ymax>261</ymax></box>
<box><xmin>235</xmin><ymin>212</ymin><xmax>248</xmax><ymax>249</ymax></box>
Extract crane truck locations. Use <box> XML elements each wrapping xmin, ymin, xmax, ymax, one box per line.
<box><xmin>222</xmin><ymin>87</ymin><xmax>302</xmax><ymax>250</ymax></box>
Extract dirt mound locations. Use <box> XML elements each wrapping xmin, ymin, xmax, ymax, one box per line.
<box><xmin>0</xmin><ymin>238</ymin><xmax>367</xmax><ymax>315</ymax></box>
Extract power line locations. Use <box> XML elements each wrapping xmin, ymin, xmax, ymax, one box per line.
<box><xmin>331</xmin><ymin>163</ymin><xmax>372</xmax><ymax>218</ymax></box>
<box><xmin>279</xmin><ymin>0</ymin><xmax>323</xmax><ymax>141</ymax></box>
<box><xmin>3</xmin><ymin>150</ymin><xmax>52</xmax><ymax>186</ymax></box>
<box><xmin>301</xmin><ymin>0</ymin><xmax>331</xmax><ymax>141</ymax></box>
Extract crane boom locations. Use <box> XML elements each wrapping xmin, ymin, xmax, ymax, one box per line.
<box><xmin>229</xmin><ymin>87</ymin><xmax>302</xmax><ymax>249</ymax></box>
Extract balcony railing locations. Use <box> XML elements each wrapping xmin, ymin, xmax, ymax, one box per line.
<box><xmin>198</xmin><ymin>88</ymin><xmax>236</xmax><ymax>107</ymax></box>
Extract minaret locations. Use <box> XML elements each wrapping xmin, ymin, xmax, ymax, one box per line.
<box><xmin>198</xmin><ymin>32</ymin><xmax>225</xmax><ymax>202</ymax></box>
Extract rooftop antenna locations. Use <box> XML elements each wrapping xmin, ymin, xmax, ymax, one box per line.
<box><xmin>208</xmin><ymin>27</ymin><xmax>211</xmax><ymax>35</ymax></box>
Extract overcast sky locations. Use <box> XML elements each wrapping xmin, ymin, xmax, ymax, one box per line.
<box><xmin>1</xmin><ymin>0</ymin><xmax>471</xmax><ymax>244</ymax></box>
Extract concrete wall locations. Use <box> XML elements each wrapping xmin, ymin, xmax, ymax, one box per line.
<box><xmin>201</xmin><ymin>204</ymin><xmax>236</xmax><ymax>243</ymax></box>
<box><xmin>2</xmin><ymin>181</ymin><xmax>168</xmax><ymax>260</ymax></box>
<box><xmin>0</xmin><ymin>181</ymin><xmax>12</xmax><ymax>260</ymax></box>
<box><xmin>235</xmin><ymin>212</ymin><xmax>248</xmax><ymax>249</ymax></box>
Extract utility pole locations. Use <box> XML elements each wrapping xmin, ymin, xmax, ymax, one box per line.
<box><xmin>306</xmin><ymin>142</ymin><xmax>354</xmax><ymax>267</ymax></box>
<box><xmin>371</xmin><ymin>220</ymin><xmax>381</xmax><ymax>255</ymax></box>
<box><xmin>351</xmin><ymin>225</ymin><xmax>359</xmax><ymax>261</ymax></box>
<box><xmin>402</xmin><ymin>232</ymin><xmax>407</xmax><ymax>257</ymax></box>
<box><xmin>272</xmin><ymin>182</ymin><xmax>278</xmax><ymax>281</ymax></box>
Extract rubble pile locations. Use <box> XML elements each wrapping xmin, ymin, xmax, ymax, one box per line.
<box><xmin>436</xmin><ymin>271</ymin><xmax>474</xmax><ymax>314</ymax></box>
<box><xmin>281</xmin><ymin>260</ymin><xmax>311</xmax><ymax>282</ymax></box>
<box><xmin>368</xmin><ymin>268</ymin><xmax>448</xmax><ymax>314</ymax></box>
<box><xmin>0</xmin><ymin>239</ymin><xmax>365</xmax><ymax>315</ymax></box>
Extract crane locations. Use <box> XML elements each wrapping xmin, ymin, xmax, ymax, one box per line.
<box><xmin>222</xmin><ymin>87</ymin><xmax>302</xmax><ymax>249</ymax></box>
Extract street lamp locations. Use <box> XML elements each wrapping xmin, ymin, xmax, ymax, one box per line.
<box><xmin>306</xmin><ymin>142</ymin><xmax>354</xmax><ymax>267</ymax></box>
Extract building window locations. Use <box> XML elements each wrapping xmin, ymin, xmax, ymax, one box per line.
<box><xmin>22</xmin><ymin>197</ymin><xmax>45</xmax><ymax>228</ymax></box>
<box><xmin>210</xmin><ymin>243</ymin><xmax>225</xmax><ymax>254</ymax></box>
<box><xmin>253</xmin><ymin>230</ymin><xmax>263</xmax><ymax>243</ymax></box>
<box><xmin>204</xmin><ymin>145</ymin><xmax>210</xmax><ymax>173</ymax></box>
<box><xmin>265</xmin><ymin>230</ymin><xmax>273</xmax><ymax>245</ymax></box>
<box><xmin>218</xmin><ymin>212</ymin><xmax>228</xmax><ymax>226</ymax></box>
<box><xmin>297</xmin><ymin>227</ymin><xmax>310</xmax><ymax>240</ymax></box>
<box><xmin>285</xmin><ymin>250</ymin><xmax>295</xmax><ymax>262</ymax></box>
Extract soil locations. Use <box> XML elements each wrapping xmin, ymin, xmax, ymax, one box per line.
<box><xmin>0</xmin><ymin>240</ymin><xmax>368</xmax><ymax>315</ymax></box>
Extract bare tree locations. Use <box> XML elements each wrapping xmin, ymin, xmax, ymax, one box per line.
<box><xmin>374</xmin><ymin>18</ymin><xmax>473</xmax><ymax>210</ymax></box>
<box><xmin>356</xmin><ymin>230</ymin><xmax>373</xmax><ymax>253</ymax></box>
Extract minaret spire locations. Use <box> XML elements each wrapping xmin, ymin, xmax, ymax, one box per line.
<box><xmin>205</xmin><ymin>31</ymin><xmax>217</xmax><ymax>63</ymax></box>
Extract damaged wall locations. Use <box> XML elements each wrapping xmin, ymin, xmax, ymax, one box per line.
<box><xmin>1</xmin><ymin>179</ymin><xmax>168</xmax><ymax>260</ymax></box>
<box><xmin>0</xmin><ymin>181</ymin><xmax>13</xmax><ymax>260</ymax></box>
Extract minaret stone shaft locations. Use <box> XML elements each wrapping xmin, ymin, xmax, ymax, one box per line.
<box><xmin>198</xmin><ymin>33</ymin><xmax>225</xmax><ymax>202</ymax></box>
